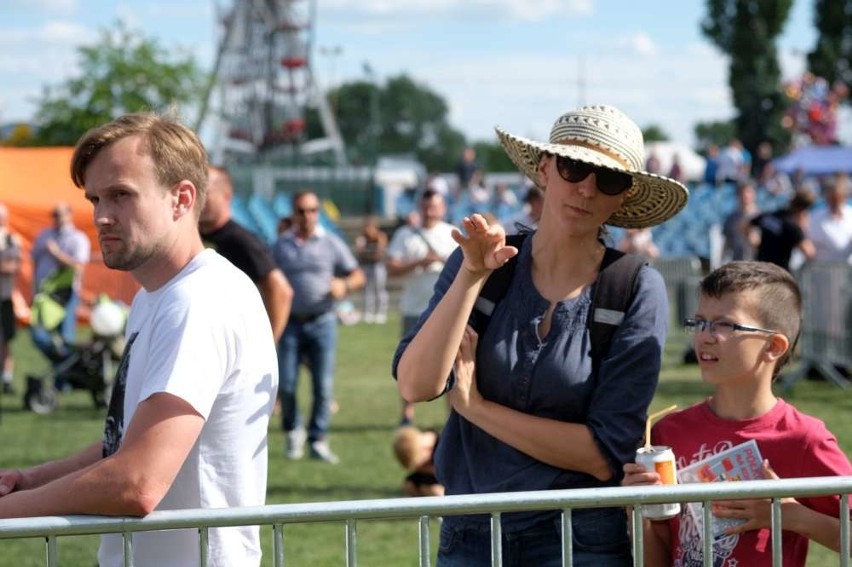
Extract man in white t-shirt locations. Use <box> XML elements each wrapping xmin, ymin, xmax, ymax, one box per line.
<box><xmin>808</xmin><ymin>175</ymin><xmax>852</xmax><ymax>263</ymax></box>
<box><xmin>806</xmin><ymin>174</ymin><xmax>852</xmax><ymax>361</ymax></box>
<box><xmin>0</xmin><ymin>113</ymin><xmax>278</xmax><ymax>567</ymax></box>
<box><xmin>386</xmin><ymin>189</ymin><xmax>457</xmax><ymax>426</ymax></box>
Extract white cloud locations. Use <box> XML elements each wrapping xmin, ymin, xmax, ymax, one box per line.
<box><xmin>8</xmin><ymin>0</ymin><xmax>77</xmax><ymax>14</ymax></box>
<box><xmin>0</xmin><ymin>21</ymin><xmax>89</xmax><ymax>45</ymax></box>
<box><xmin>320</xmin><ymin>0</ymin><xmax>594</xmax><ymax>21</ymax></box>
<box><xmin>615</xmin><ymin>32</ymin><xmax>657</xmax><ymax>57</ymax></box>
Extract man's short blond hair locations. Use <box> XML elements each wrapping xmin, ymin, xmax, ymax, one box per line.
<box><xmin>71</xmin><ymin>112</ymin><xmax>209</xmax><ymax>215</ymax></box>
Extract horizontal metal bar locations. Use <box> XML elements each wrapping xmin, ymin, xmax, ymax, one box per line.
<box><xmin>1</xmin><ymin>476</ymin><xmax>850</xmax><ymax>540</ymax></box>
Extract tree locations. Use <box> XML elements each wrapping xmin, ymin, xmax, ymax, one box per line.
<box><xmin>701</xmin><ymin>0</ymin><xmax>793</xmax><ymax>156</ymax></box>
<box><xmin>32</xmin><ymin>21</ymin><xmax>205</xmax><ymax>146</ymax></box>
<box><xmin>318</xmin><ymin>74</ymin><xmax>467</xmax><ymax>171</ymax></box>
<box><xmin>471</xmin><ymin>140</ymin><xmax>515</xmax><ymax>172</ymax></box>
<box><xmin>1</xmin><ymin>124</ymin><xmax>36</xmax><ymax>147</ymax></box>
<box><xmin>808</xmin><ymin>0</ymin><xmax>852</xmax><ymax>95</ymax></box>
<box><xmin>642</xmin><ymin>125</ymin><xmax>670</xmax><ymax>143</ymax></box>
<box><xmin>694</xmin><ymin>120</ymin><xmax>737</xmax><ymax>152</ymax></box>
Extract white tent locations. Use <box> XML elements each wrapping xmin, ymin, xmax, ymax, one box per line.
<box><xmin>645</xmin><ymin>141</ymin><xmax>707</xmax><ymax>182</ymax></box>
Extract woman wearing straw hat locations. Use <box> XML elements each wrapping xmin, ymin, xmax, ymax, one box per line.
<box><xmin>393</xmin><ymin>105</ymin><xmax>688</xmax><ymax>566</ymax></box>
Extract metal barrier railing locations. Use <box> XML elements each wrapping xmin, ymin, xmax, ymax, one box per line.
<box><xmin>1</xmin><ymin>477</ymin><xmax>850</xmax><ymax>567</ymax></box>
<box><xmin>651</xmin><ymin>256</ymin><xmax>703</xmax><ymax>360</ymax></box>
<box><xmin>784</xmin><ymin>261</ymin><xmax>852</xmax><ymax>389</ymax></box>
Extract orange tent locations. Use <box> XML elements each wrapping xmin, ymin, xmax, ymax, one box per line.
<box><xmin>0</xmin><ymin>147</ymin><xmax>140</xmax><ymax>322</ymax></box>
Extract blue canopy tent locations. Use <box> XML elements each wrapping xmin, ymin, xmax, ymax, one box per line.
<box><xmin>772</xmin><ymin>145</ymin><xmax>852</xmax><ymax>176</ymax></box>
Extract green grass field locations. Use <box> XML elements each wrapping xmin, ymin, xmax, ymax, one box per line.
<box><xmin>0</xmin><ymin>312</ymin><xmax>850</xmax><ymax>566</ymax></box>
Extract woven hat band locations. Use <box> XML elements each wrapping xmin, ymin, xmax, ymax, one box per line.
<box><xmin>553</xmin><ymin>138</ymin><xmax>632</xmax><ymax>169</ymax></box>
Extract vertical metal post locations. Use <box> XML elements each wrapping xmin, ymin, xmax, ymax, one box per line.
<box><xmin>841</xmin><ymin>494</ymin><xmax>850</xmax><ymax>567</ymax></box>
<box><xmin>418</xmin><ymin>515</ymin><xmax>431</xmax><ymax>567</ymax></box>
<box><xmin>273</xmin><ymin>523</ymin><xmax>285</xmax><ymax>567</ymax></box>
<box><xmin>45</xmin><ymin>535</ymin><xmax>58</xmax><ymax>567</ymax></box>
<box><xmin>490</xmin><ymin>512</ymin><xmax>502</xmax><ymax>567</ymax></box>
<box><xmin>345</xmin><ymin>518</ymin><xmax>358</xmax><ymax>567</ymax></box>
<box><xmin>123</xmin><ymin>531</ymin><xmax>134</xmax><ymax>567</ymax></box>
<box><xmin>702</xmin><ymin>502</ymin><xmax>713</xmax><ymax>567</ymax></box>
<box><xmin>561</xmin><ymin>508</ymin><xmax>573</xmax><ymax>567</ymax></box>
<box><xmin>771</xmin><ymin>498</ymin><xmax>782</xmax><ymax>567</ymax></box>
<box><xmin>630</xmin><ymin>507</ymin><xmax>643</xmax><ymax>567</ymax></box>
<box><xmin>199</xmin><ymin>526</ymin><xmax>209</xmax><ymax>567</ymax></box>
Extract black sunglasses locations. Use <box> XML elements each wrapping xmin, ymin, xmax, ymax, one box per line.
<box><xmin>553</xmin><ymin>155</ymin><xmax>633</xmax><ymax>196</ymax></box>
<box><xmin>295</xmin><ymin>207</ymin><xmax>319</xmax><ymax>215</ymax></box>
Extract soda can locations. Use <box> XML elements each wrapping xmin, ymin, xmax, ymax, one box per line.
<box><xmin>635</xmin><ymin>445</ymin><xmax>681</xmax><ymax>520</ymax></box>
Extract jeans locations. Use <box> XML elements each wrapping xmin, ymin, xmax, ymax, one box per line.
<box><xmin>437</xmin><ymin>509</ymin><xmax>631</xmax><ymax>567</ymax></box>
<box><xmin>31</xmin><ymin>291</ymin><xmax>80</xmax><ymax>362</ymax></box>
<box><xmin>277</xmin><ymin>312</ymin><xmax>338</xmax><ymax>442</ymax></box>
<box><xmin>362</xmin><ymin>262</ymin><xmax>388</xmax><ymax>318</ymax></box>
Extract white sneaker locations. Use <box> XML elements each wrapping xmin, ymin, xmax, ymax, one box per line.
<box><xmin>286</xmin><ymin>428</ymin><xmax>306</xmax><ymax>460</ymax></box>
<box><xmin>375</xmin><ymin>313</ymin><xmax>387</xmax><ymax>324</ymax></box>
<box><xmin>364</xmin><ymin>312</ymin><xmax>375</xmax><ymax>324</ymax></box>
<box><xmin>309</xmin><ymin>439</ymin><xmax>340</xmax><ymax>464</ymax></box>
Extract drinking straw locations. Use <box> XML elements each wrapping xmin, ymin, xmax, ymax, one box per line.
<box><xmin>644</xmin><ymin>404</ymin><xmax>678</xmax><ymax>449</ymax></box>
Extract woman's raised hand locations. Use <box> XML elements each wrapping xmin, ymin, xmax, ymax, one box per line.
<box><xmin>451</xmin><ymin>214</ymin><xmax>518</xmax><ymax>277</ymax></box>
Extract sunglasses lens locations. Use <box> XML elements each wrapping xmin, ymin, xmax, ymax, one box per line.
<box><xmin>555</xmin><ymin>156</ymin><xmax>590</xmax><ymax>183</ymax></box>
<box><xmin>596</xmin><ymin>170</ymin><xmax>633</xmax><ymax>195</ymax></box>
<box><xmin>554</xmin><ymin>156</ymin><xmax>631</xmax><ymax>195</ymax></box>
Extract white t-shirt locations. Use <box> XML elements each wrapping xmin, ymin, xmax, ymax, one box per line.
<box><xmin>98</xmin><ymin>249</ymin><xmax>278</xmax><ymax>567</ymax></box>
<box><xmin>387</xmin><ymin>222</ymin><xmax>458</xmax><ymax>316</ymax></box>
<box><xmin>808</xmin><ymin>204</ymin><xmax>852</xmax><ymax>263</ymax></box>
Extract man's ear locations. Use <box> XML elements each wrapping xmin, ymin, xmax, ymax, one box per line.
<box><xmin>173</xmin><ymin>180</ymin><xmax>197</xmax><ymax>219</ymax></box>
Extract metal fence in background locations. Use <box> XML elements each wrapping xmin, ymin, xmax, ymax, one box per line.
<box><xmin>0</xmin><ymin>477</ymin><xmax>850</xmax><ymax>567</ymax></box>
<box><xmin>783</xmin><ymin>261</ymin><xmax>852</xmax><ymax>389</ymax></box>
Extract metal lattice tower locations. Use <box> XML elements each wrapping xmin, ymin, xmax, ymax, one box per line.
<box><xmin>198</xmin><ymin>0</ymin><xmax>346</xmax><ymax>165</ymax></box>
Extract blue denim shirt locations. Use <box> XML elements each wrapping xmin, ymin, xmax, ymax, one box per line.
<box><xmin>392</xmin><ymin>236</ymin><xmax>668</xmax><ymax>532</ymax></box>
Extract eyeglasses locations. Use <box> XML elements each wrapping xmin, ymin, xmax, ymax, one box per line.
<box><xmin>295</xmin><ymin>207</ymin><xmax>319</xmax><ymax>215</ymax></box>
<box><xmin>683</xmin><ymin>318</ymin><xmax>779</xmax><ymax>338</ymax></box>
<box><xmin>553</xmin><ymin>155</ymin><xmax>633</xmax><ymax>196</ymax></box>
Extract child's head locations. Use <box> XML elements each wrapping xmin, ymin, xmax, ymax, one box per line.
<box><xmin>392</xmin><ymin>426</ymin><xmax>435</xmax><ymax>471</ymax></box>
<box><xmin>696</xmin><ymin>261</ymin><xmax>801</xmax><ymax>377</ymax></box>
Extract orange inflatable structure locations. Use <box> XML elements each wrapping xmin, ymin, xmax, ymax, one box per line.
<box><xmin>0</xmin><ymin>147</ymin><xmax>140</xmax><ymax>323</ymax></box>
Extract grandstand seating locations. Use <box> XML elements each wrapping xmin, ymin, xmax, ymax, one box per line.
<box><xmin>232</xmin><ymin>192</ymin><xmax>345</xmax><ymax>243</ymax></box>
<box><xmin>231</xmin><ymin>182</ymin><xmax>796</xmax><ymax>258</ymax></box>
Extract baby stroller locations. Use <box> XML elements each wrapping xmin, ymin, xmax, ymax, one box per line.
<box><xmin>24</xmin><ymin>296</ymin><xmax>127</xmax><ymax>415</ymax></box>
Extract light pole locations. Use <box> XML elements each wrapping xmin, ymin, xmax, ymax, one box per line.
<box><xmin>363</xmin><ymin>61</ymin><xmax>381</xmax><ymax>213</ymax></box>
<box><xmin>319</xmin><ymin>45</ymin><xmax>343</xmax><ymax>118</ymax></box>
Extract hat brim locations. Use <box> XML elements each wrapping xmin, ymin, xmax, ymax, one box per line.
<box><xmin>496</xmin><ymin>127</ymin><xmax>689</xmax><ymax>229</ymax></box>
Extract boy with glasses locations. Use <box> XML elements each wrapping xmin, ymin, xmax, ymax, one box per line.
<box><xmin>623</xmin><ymin>261</ymin><xmax>852</xmax><ymax>566</ymax></box>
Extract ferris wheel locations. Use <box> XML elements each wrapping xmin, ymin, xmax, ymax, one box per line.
<box><xmin>198</xmin><ymin>0</ymin><xmax>346</xmax><ymax>165</ymax></box>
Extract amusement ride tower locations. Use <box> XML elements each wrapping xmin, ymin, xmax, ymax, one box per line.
<box><xmin>198</xmin><ymin>0</ymin><xmax>346</xmax><ymax>165</ymax></box>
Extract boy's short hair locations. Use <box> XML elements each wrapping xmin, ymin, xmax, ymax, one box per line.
<box><xmin>392</xmin><ymin>426</ymin><xmax>421</xmax><ymax>471</ymax></box>
<box><xmin>699</xmin><ymin>261</ymin><xmax>801</xmax><ymax>374</ymax></box>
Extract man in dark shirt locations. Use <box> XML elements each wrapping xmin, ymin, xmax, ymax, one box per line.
<box><xmin>200</xmin><ymin>166</ymin><xmax>293</xmax><ymax>341</ymax></box>
<box><xmin>750</xmin><ymin>189</ymin><xmax>816</xmax><ymax>271</ymax></box>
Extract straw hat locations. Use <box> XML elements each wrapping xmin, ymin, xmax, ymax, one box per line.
<box><xmin>496</xmin><ymin>104</ymin><xmax>689</xmax><ymax>229</ymax></box>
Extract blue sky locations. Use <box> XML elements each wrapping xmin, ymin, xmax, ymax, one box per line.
<box><xmin>2</xmin><ymin>0</ymin><xmax>846</xmax><ymax>151</ymax></box>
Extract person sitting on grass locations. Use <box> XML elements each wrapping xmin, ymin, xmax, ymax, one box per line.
<box><xmin>392</xmin><ymin>426</ymin><xmax>444</xmax><ymax>497</ymax></box>
<box><xmin>623</xmin><ymin>261</ymin><xmax>852</xmax><ymax>567</ymax></box>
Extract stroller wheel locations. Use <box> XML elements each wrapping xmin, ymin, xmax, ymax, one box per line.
<box><xmin>24</xmin><ymin>376</ymin><xmax>59</xmax><ymax>415</ymax></box>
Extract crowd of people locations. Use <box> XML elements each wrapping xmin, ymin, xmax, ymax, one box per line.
<box><xmin>0</xmin><ymin>106</ymin><xmax>848</xmax><ymax>567</ymax></box>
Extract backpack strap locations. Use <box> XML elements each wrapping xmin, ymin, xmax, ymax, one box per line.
<box><xmin>470</xmin><ymin>233</ymin><xmax>528</xmax><ymax>333</ymax></box>
<box><xmin>470</xmin><ymin>237</ymin><xmax>645</xmax><ymax>374</ymax></box>
<box><xmin>589</xmin><ymin>248</ymin><xmax>646</xmax><ymax>374</ymax></box>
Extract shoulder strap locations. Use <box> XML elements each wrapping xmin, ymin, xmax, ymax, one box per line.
<box><xmin>470</xmin><ymin>238</ymin><xmax>645</xmax><ymax>373</ymax></box>
<box><xmin>470</xmin><ymin>233</ymin><xmax>528</xmax><ymax>334</ymax></box>
<box><xmin>589</xmin><ymin>247</ymin><xmax>646</xmax><ymax>371</ymax></box>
